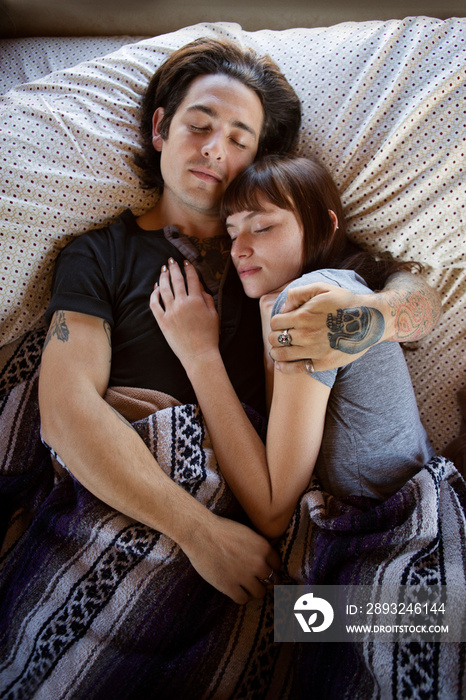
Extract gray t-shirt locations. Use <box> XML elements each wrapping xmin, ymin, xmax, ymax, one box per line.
<box><xmin>273</xmin><ymin>269</ymin><xmax>435</xmax><ymax>500</ymax></box>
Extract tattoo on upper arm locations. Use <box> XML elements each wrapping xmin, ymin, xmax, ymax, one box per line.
<box><xmin>43</xmin><ymin>311</ymin><xmax>69</xmax><ymax>352</ymax></box>
<box><xmin>327</xmin><ymin>307</ymin><xmax>385</xmax><ymax>354</ymax></box>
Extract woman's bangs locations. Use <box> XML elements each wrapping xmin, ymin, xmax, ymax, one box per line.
<box><xmin>222</xmin><ymin>167</ymin><xmax>293</xmax><ymax>219</ymax></box>
<box><xmin>221</xmin><ymin>177</ymin><xmax>268</xmax><ymax>219</ymax></box>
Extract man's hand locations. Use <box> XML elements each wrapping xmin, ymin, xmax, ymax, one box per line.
<box><xmin>39</xmin><ymin>310</ymin><xmax>277</xmax><ymax>605</ymax></box>
<box><xmin>268</xmin><ymin>272</ymin><xmax>442</xmax><ymax>374</ymax></box>
<box><xmin>182</xmin><ymin>512</ymin><xmax>281</xmax><ymax>605</ymax></box>
<box><xmin>269</xmin><ymin>283</ymin><xmax>378</xmax><ymax>372</ymax></box>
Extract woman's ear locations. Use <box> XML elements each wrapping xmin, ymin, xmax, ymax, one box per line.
<box><xmin>328</xmin><ymin>209</ymin><xmax>339</xmax><ymax>232</ymax></box>
<box><xmin>151</xmin><ymin>107</ymin><xmax>165</xmax><ymax>152</ymax></box>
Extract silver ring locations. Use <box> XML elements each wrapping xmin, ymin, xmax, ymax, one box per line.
<box><xmin>259</xmin><ymin>570</ymin><xmax>275</xmax><ymax>585</ymax></box>
<box><xmin>277</xmin><ymin>329</ymin><xmax>292</xmax><ymax>346</ymax></box>
<box><xmin>305</xmin><ymin>359</ymin><xmax>314</xmax><ymax>374</ymax></box>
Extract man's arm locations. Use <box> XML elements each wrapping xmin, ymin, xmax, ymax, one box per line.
<box><xmin>268</xmin><ymin>271</ymin><xmax>442</xmax><ymax>372</ymax></box>
<box><xmin>39</xmin><ymin>310</ymin><xmax>280</xmax><ymax>604</ymax></box>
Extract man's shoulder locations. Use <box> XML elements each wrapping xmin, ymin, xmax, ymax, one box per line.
<box><xmin>66</xmin><ymin>209</ymin><xmax>134</xmax><ymax>244</ymax></box>
<box><xmin>60</xmin><ymin>209</ymin><xmax>166</xmax><ymax>256</ymax></box>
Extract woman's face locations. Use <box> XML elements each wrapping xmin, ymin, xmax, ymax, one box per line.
<box><xmin>226</xmin><ymin>198</ymin><xmax>304</xmax><ymax>298</ymax></box>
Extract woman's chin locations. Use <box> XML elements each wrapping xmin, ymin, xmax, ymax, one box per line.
<box><xmin>241</xmin><ymin>285</ymin><xmax>263</xmax><ymax>300</ymax></box>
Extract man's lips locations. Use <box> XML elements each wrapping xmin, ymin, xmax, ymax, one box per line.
<box><xmin>189</xmin><ymin>167</ymin><xmax>223</xmax><ymax>184</ymax></box>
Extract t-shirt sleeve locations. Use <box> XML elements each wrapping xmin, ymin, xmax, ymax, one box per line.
<box><xmin>45</xmin><ymin>227</ymin><xmax>117</xmax><ymax>326</ymax></box>
<box><xmin>271</xmin><ymin>269</ymin><xmax>371</xmax><ymax>389</ymax></box>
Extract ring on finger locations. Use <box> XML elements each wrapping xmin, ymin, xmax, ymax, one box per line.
<box><xmin>277</xmin><ymin>329</ymin><xmax>292</xmax><ymax>347</ymax></box>
<box><xmin>258</xmin><ymin>570</ymin><xmax>275</xmax><ymax>585</ymax></box>
<box><xmin>305</xmin><ymin>359</ymin><xmax>315</xmax><ymax>374</ymax></box>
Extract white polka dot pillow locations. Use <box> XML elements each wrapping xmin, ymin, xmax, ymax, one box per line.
<box><xmin>0</xmin><ymin>36</ymin><xmax>148</xmax><ymax>96</ymax></box>
<box><xmin>0</xmin><ymin>17</ymin><xmax>464</xmax><ymax>452</ymax></box>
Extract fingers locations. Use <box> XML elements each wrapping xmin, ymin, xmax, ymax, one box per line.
<box><xmin>269</xmin><ymin>344</ymin><xmax>312</xmax><ymax>364</ymax></box>
<box><xmin>279</xmin><ymin>283</ymin><xmax>334</xmax><ymax>313</ymax></box>
<box><xmin>268</xmin><ymin>546</ymin><xmax>281</xmax><ymax>573</ymax></box>
<box><xmin>157</xmin><ymin>258</ymin><xmax>185</xmax><ymax>305</ymax></box>
<box><xmin>252</xmin><ymin>549</ymin><xmax>281</xmax><ymax>594</ymax></box>
<box><xmin>158</xmin><ymin>258</ymin><xmax>204</xmax><ymax>297</ymax></box>
<box><xmin>233</xmin><ymin>566</ymin><xmax>279</xmax><ymax>604</ymax></box>
<box><xmin>151</xmin><ymin>258</ymin><xmax>198</xmax><ymax>310</ymax></box>
<box><xmin>149</xmin><ymin>260</ymin><xmax>180</xmax><ymax>324</ymax></box>
<box><xmin>183</xmin><ymin>258</ymin><xmax>205</xmax><ymax>296</ymax></box>
<box><xmin>223</xmin><ymin>547</ymin><xmax>281</xmax><ymax>605</ymax></box>
<box><xmin>273</xmin><ymin>359</ymin><xmax>309</xmax><ymax>375</ymax></box>
<box><xmin>269</xmin><ymin>325</ymin><xmax>313</xmax><ymax>357</ymax></box>
<box><xmin>269</xmin><ymin>310</ymin><xmax>321</xmax><ymax>337</ymax></box>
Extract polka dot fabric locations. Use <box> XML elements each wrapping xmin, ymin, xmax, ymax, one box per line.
<box><xmin>0</xmin><ymin>37</ymin><xmax>148</xmax><ymax>96</ymax></box>
<box><xmin>0</xmin><ymin>17</ymin><xmax>464</xmax><ymax>452</ymax></box>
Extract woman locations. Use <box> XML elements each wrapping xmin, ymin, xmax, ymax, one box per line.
<box><xmin>150</xmin><ymin>155</ymin><xmax>435</xmax><ymax>540</ymax></box>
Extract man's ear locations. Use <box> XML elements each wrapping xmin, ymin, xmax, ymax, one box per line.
<box><xmin>152</xmin><ymin>107</ymin><xmax>165</xmax><ymax>152</ymax></box>
<box><xmin>328</xmin><ymin>209</ymin><xmax>339</xmax><ymax>232</ymax></box>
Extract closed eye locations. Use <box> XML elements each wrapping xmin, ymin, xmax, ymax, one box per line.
<box><xmin>230</xmin><ymin>138</ymin><xmax>247</xmax><ymax>149</ymax></box>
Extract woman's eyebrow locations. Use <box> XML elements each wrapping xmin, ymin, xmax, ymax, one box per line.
<box><xmin>185</xmin><ymin>104</ymin><xmax>258</xmax><ymax>138</ymax></box>
<box><xmin>226</xmin><ymin>211</ymin><xmax>264</xmax><ymax>228</ymax></box>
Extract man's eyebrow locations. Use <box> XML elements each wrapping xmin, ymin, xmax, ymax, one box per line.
<box><xmin>186</xmin><ymin>104</ymin><xmax>258</xmax><ymax>139</ymax></box>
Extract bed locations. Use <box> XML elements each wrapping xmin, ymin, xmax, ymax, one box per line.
<box><xmin>0</xmin><ymin>14</ymin><xmax>465</xmax><ymax>699</ymax></box>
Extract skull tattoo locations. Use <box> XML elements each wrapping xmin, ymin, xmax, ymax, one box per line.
<box><xmin>327</xmin><ymin>306</ymin><xmax>384</xmax><ymax>354</ymax></box>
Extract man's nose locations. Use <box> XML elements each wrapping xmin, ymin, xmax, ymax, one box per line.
<box><xmin>201</xmin><ymin>132</ymin><xmax>224</xmax><ymax>160</ymax></box>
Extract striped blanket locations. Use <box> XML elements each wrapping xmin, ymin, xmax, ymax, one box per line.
<box><xmin>1</xmin><ymin>357</ymin><xmax>466</xmax><ymax>698</ymax></box>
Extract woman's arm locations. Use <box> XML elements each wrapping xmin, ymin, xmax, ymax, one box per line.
<box><xmin>268</xmin><ymin>270</ymin><xmax>442</xmax><ymax>372</ymax></box>
<box><xmin>151</xmin><ymin>260</ymin><xmax>330</xmax><ymax>539</ymax></box>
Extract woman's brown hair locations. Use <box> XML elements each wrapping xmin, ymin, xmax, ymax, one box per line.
<box><xmin>221</xmin><ymin>155</ymin><xmax>421</xmax><ymax>291</ymax></box>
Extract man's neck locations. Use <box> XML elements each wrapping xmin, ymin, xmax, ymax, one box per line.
<box><xmin>137</xmin><ymin>197</ymin><xmax>226</xmax><ymax>239</ymax></box>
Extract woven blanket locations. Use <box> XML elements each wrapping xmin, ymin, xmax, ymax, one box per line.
<box><xmin>1</xmin><ymin>366</ymin><xmax>466</xmax><ymax>699</ymax></box>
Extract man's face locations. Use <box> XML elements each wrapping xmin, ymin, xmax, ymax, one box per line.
<box><xmin>152</xmin><ymin>74</ymin><xmax>264</xmax><ymax>221</ymax></box>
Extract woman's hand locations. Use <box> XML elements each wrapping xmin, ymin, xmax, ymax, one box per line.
<box><xmin>150</xmin><ymin>258</ymin><xmax>220</xmax><ymax>368</ymax></box>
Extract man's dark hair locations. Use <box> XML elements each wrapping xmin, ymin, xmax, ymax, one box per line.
<box><xmin>135</xmin><ymin>37</ymin><xmax>302</xmax><ymax>190</ymax></box>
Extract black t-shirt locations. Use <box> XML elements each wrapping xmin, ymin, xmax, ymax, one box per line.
<box><xmin>46</xmin><ymin>210</ymin><xmax>266</xmax><ymax>415</ymax></box>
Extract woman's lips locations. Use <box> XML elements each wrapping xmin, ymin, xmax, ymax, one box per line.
<box><xmin>238</xmin><ymin>267</ymin><xmax>261</xmax><ymax>278</ymax></box>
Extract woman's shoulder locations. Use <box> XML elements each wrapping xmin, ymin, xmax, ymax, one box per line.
<box><xmin>272</xmin><ymin>268</ymin><xmax>370</xmax><ymax>317</ymax></box>
<box><xmin>288</xmin><ymin>268</ymin><xmax>370</xmax><ymax>295</ymax></box>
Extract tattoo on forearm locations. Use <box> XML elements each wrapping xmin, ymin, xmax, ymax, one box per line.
<box><xmin>327</xmin><ymin>307</ymin><xmax>385</xmax><ymax>354</ymax></box>
<box><xmin>384</xmin><ymin>272</ymin><xmax>442</xmax><ymax>342</ymax></box>
<box><xmin>43</xmin><ymin>311</ymin><xmax>69</xmax><ymax>352</ymax></box>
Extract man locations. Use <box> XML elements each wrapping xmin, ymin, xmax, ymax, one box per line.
<box><xmin>38</xmin><ymin>37</ymin><xmax>441</xmax><ymax>606</ymax></box>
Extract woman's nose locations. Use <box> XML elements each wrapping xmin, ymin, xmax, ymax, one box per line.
<box><xmin>231</xmin><ymin>236</ymin><xmax>252</xmax><ymax>258</ymax></box>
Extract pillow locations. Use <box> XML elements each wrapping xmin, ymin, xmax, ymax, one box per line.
<box><xmin>0</xmin><ymin>36</ymin><xmax>149</xmax><ymax>96</ymax></box>
<box><xmin>0</xmin><ymin>17</ymin><xmax>464</xmax><ymax>453</ymax></box>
